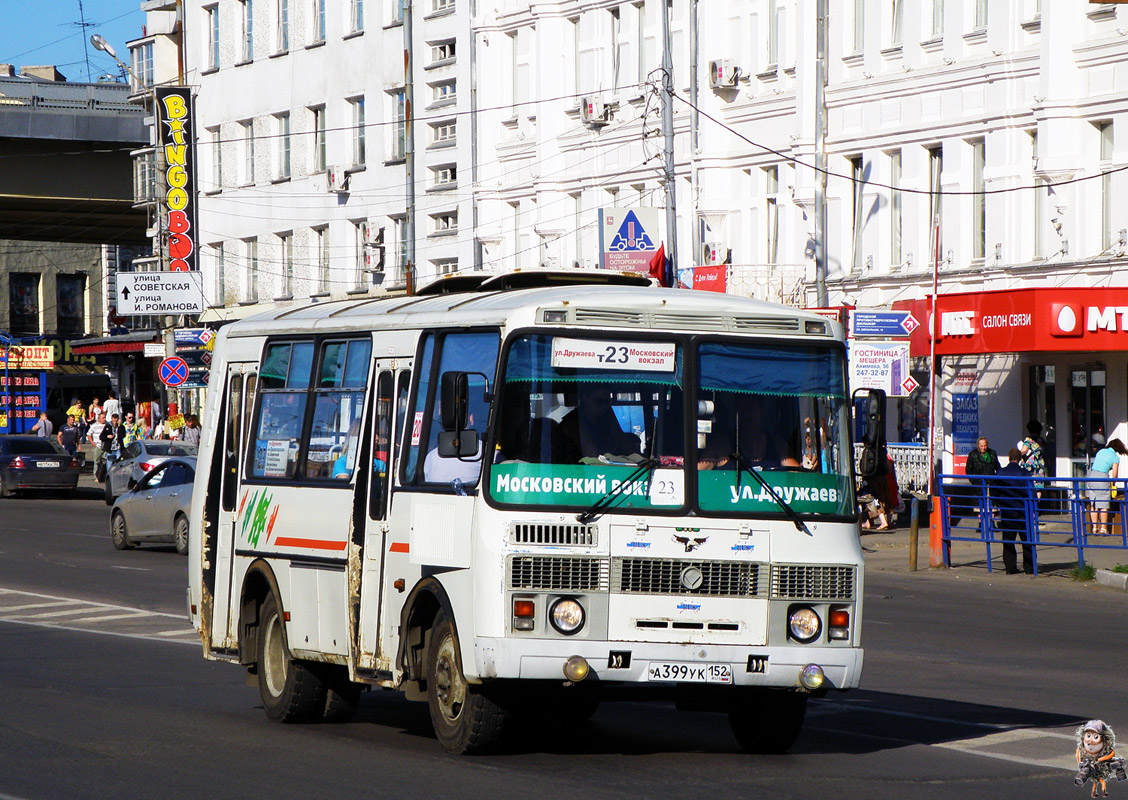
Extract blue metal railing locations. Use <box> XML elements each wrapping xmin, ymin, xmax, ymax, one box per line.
<box><xmin>936</xmin><ymin>474</ymin><xmax>1128</xmax><ymax>574</ymax></box>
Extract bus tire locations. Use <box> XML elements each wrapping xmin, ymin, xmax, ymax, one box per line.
<box><xmin>110</xmin><ymin>511</ymin><xmax>134</xmax><ymax>550</ymax></box>
<box><xmin>426</xmin><ymin>612</ymin><xmax>506</xmax><ymax>754</ymax></box>
<box><xmin>256</xmin><ymin>593</ymin><xmax>326</xmax><ymax>723</ymax></box>
<box><xmin>321</xmin><ymin>666</ymin><xmax>362</xmax><ymax>723</ymax></box>
<box><xmin>728</xmin><ymin>690</ymin><xmax>808</xmax><ymax>754</ymax></box>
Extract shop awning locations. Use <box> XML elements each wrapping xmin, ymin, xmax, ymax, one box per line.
<box><xmin>68</xmin><ymin>331</ymin><xmax>160</xmax><ymax>356</ymax></box>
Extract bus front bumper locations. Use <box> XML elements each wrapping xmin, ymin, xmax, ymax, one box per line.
<box><xmin>472</xmin><ymin>638</ymin><xmax>863</xmax><ymax>690</ymax></box>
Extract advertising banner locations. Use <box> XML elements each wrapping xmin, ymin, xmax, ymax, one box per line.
<box><xmin>848</xmin><ymin>341</ymin><xmax>913</xmax><ymax>397</ymax></box>
<box><xmin>0</xmin><ymin>371</ymin><xmax>46</xmax><ymax>434</ymax></box>
<box><xmin>951</xmin><ymin>393</ymin><xmax>980</xmax><ymax>475</ymax></box>
<box><xmin>0</xmin><ymin>346</ymin><xmax>55</xmax><ymax>370</ymax></box>
<box><xmin>156</xmin><ymin>86</ymin><xmax>199</xmax><ymax>273</ymax></box>
<box><xmin>599</xmin><ymin>207</ymin><xmax>660</xmax><ymax>272</ymax></box>
<box><xmin>678</xmin><ymin>265</ymin><xmax>728</xmax><ymax>293</ymax></box>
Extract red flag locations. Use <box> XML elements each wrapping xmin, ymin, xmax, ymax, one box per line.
<box><xmin>647</xmin><ymin>244</ymin><xmax>668</xmax><ymax>286</ymax></box>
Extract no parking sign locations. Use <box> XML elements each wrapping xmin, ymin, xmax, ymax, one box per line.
<box><xmin>159</xmin><ymin>356</ymin><xmax>189</xmax><ymax>387</ymax></box>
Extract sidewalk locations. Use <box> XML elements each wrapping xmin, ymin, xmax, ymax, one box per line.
<box><xmin>862</xmin><ymin>519</ymin><xmax>1128</xmax><ymax>584</ymax></box>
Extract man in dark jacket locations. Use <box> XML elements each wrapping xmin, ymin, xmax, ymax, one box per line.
<box><xmin>966</xmin><ymin>437</ymin><xmax>1001</xmax><ymax>476</ymax></box>
<box><xmin>992</xmin><ymin>448</ymin><xmax>1035</xmax><ymax>574</ymax></box>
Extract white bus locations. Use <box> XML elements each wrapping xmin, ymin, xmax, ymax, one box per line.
<box><xmin>187</xmin><ymin>271</ymin><xmax>879</xmax><ymax>754</ymax></box>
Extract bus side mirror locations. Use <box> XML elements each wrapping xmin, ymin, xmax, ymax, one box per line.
<box><xmin>440</xmin><ymin>372</ymin><xmax>469</xmax><ymax>432</ymax></box>
<box><xmin>854</xmin><ymin>388</ymin><xmax>888</xmax><ymax>478</ymax></box>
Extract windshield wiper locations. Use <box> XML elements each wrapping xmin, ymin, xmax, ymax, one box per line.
<box><xmin>576</xmin><ymin>458</ymin><xmax>656</xmax><ymax>524</ymax></box>
<box><xmin>730</xmin><ymin>451</ymin><xmax>813</xmax><ymax>536</ymax></box>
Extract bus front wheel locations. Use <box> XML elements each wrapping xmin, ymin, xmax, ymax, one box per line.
<box><xmin>256</xmin><ymin>594</ymin><xmax>326</xmax><ymax>723</ymax></box>
<box><xmin>425</xmin><ymin>612</ymin><xmax>506</xmax><ymax>754</ymax></box>
<box><xmin>728</xmin><ymin>690</ymin><xmax>808</xmax><ymax>754</ymax></box>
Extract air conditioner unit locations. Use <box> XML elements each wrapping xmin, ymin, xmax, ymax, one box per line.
<box><xmin>581</xmin><ymin>96</ymin><xmax>610</xmax><ymax>126</ymax></box>
<box><xmin>363</xmin><ymin>223</ymin><xmax>384</xmax><ymax>246</ymax></box>
<box><xmin>327</xmin><ymin>165</ymin><xmax>349</xmax><ymax>194</ymax></box>
<box><xmin>702</xmin><ymin>242</ymin><xmax>731</xmax><ymax>266</ymax></box>
<box><xmin>708</xmin><ymin>59</ymin><xmax>740</xmax><ymax>89</ymax></box>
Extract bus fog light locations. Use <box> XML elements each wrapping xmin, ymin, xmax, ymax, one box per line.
<box><xmin>563</xmin><ymin>655</ymin><xmax>590</xmax><ymax>682</ymax></box>
<box><xmin>788</xmin><ymin>607</ymin><xmax>821</xmax><ymax>643</ymax></box>
<box><xmin>550</xmin><ymin>598</ymin><xmax>585</xmax><ymax>635</ymax></box>
<box><xmin>800</xmin><ymin>664</ymin><xmax>825</xmax><ymax>690</ymax></box>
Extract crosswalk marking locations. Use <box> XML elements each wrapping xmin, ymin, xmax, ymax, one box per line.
<box><xmin>0</xmin><ymin>588</ymin><xmax>196</xmax><ymax>645</ymax></box>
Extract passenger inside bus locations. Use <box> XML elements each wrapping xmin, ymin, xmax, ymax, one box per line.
<box><xmin>555</xmin><ymin>384</ymin><xmax>642</xmax><ymax>463</ymax></box>
<box><xmin>696</xmin><ymin>393</ymin><xmax>800</xmax><ymax>470</ymax></box>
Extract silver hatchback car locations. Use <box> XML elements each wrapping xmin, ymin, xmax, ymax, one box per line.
<box><xmin>105</xmin><ymin>440</ymin><xmax>198</xmax><ymax>505</ymax></box>
<box><xmin>109</xmin><ymin>457</ymin><xmax>196</xmax><ymax>555</ymax></box>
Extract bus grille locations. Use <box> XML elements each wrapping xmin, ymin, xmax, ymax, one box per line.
<box><xmin>612</xmin><ymin>558</ymin><xmax>766</xmax><ymax>598</ymax></box>
<box><xmin>732</xmin><ymin>316</ymin><xmax>801</xmax><ymax>333</ymax></box>
<box><xmin>770</xmin><ymin>565</ymin><xmax>855</xmax><ymax>600</ymax></box>
<box><xmin>510</xmin><ymin>522</ymin><xmax>596</xmax><ymax>547</ymax></box>
<box><xmin>508</xmin><ymin>556</ymin><xmax>609</xmax><ymax>592</ymax></box>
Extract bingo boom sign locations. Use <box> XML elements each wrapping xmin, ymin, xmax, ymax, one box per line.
<box><xmin>157</xmin><ymin>87</ymin><xmax>199</xmax><ymax>273</ymax></box>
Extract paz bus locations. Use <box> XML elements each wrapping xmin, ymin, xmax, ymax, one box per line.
<box><xmin>187</xmin><ymin>271</ymin><xmax>881</xmax><ymax>754</ymax></box>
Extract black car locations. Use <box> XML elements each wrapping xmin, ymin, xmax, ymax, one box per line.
<box><xmin>0</xmin><ymin>436</ymin><xmax>81</xmax><ymax>497</ymax></box>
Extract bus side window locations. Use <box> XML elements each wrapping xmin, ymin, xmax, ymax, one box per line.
<box><xmin>221</xmin><ymin>374</ymin><xmax>243</xmax><ymax>512</ymax></box>
<box><xmin>369</xmin><ymin>371</ymin><xmax>394</xmax><ymax>520</ymax></box>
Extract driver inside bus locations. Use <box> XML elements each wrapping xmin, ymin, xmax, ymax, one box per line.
<box><xmin>423</xmin><ymin>389</ymin><xmax>488</xmax><ymax>486</ymax></box>
<box><xmin>555</xmin><ymin>383</ymin><xmax>641</xmax><ymax>463</ymax></box>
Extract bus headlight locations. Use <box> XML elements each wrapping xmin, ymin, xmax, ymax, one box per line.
<box><xmin>788</xmin><ymin>607</ymin><xmax>821</xmax><ymax>643</ymax></box>
<box><xmin>549</xmin><ymin>598</ymin><xmax>585</xmax><ymax>635</ymax></box>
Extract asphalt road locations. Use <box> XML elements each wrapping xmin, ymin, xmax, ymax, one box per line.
<box><xmin>0</xmin><ymin>476</ymin><xmax>1119</xmax><ymax>800</ymax></box>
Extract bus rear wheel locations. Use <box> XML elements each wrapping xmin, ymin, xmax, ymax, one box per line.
<box><xmin>426</xmin><ymin>612</ymin><xmax>506</xmax><ymax>754</ymax></box>
<box><xmin>256</xmin><ymin>594</ymin><xmax>326</xmax><ymax>723</ymax></box>
<box><xmin>728</xmin><ymin>690</ymin><xmax>808</xmax><ymax>754</ymax></box>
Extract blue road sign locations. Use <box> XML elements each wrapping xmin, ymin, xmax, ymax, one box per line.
<box><xmin>850</xmin><ymin>310</ymin><xmax>920</xmax><ymax>338</ymax></box>
<box><xmin>173</xmin><ymin>328</ymin><xmax>214</xmax><ymax>347</ymax></box>
<box><xmin>159</xmin><ymin>356</ymin><xmax>189</xmax><ymax>387</ymax></box>
<box><xmin>608</xmin><ymin>210</ymin><xmax>656</xmax><ymax>252</ymax></box>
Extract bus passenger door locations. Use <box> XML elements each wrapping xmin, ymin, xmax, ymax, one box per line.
<box><xmin>207</xmin><ymin>364</ymin><xmax>257</xmax><ymax>652</ymax></box>
<box><xmin>355</xmin><ymin>360</ymin><xmax>411</xmax><ymax>676</ymax></box>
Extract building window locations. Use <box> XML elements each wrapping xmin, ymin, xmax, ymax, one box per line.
<box><xmin>278</xmin><ymin>233</ymin><xmax>294</xmax><ymax>297</ymax></box>
<box><xmin>213</xmin><ymin>242</ymin><xmax>226</xmax><ymax>304</ymax></box>
<box><xmin>1100</xmin><ymin>121</ymin><xmax>1114</xmax><ymax>250</ymax></box>
<box><xmin>311</xmin><ymin>106</ymin><xmax>326</xmax><ymax>172</ymax></box>
<box><xmin>8</xmin><ymin>273</ymin><xmax>39</xmax><ymax>336</ymax></box>
<box><xmin>275</xmin><ymin>113</ymin><xmax>291</xmax><ymax>179</ymax></box>
<box><xmin>431</xmin><ymin>40</ymin><xmax>455</xmax><ymax>63</ymax></box>
<box><xmin>974</xmin><ymin>0</ymin><xmax>987</xmax><ymax>29</ymax></box>
<box><xmin>853</xmin><ymin>0</ymin><xmax>864</xmax><ymax>53</ymax></box>
<box><xmin>131</xmin><ymin>42</ymin><xmax>153</xmax><ymax>93</ymax></box>
<box><xmin>1031</xmin><ymin>130</ymin><xmax>1043</xmax><ymax>258</ymax></box>
<box><xmin>277</xmin><ymin>0</ymin><xmax>289</xmax><ymax>51</ymax></box>
<box><xmin>850</xmin><ymin>156</ymin><xmax>865</xmax><ymax>272</ymax></box>
<box><xmin>432</xmin><ymin>164</ymin><xmax>456</xmax><ymax>188</ymax></box>
<box><xmin>890</xmin><ymin>150</ymin><xmax>902</xmax><ymax>267</ymax></box>
<box><xmin>351</xmin><ymin>0</ymin><xmax>364</xmax><ymax>31</ymax></box>
<box><xmin>353</xmin><ymin>221</ymin><xmax>368</xmax><ymax>287</ymax></box>
<box><xmin>351</xmin><ymin>96</ymin><xmax>366</xmax><ymax>166</ymax></box>
<box><xmin>241</xmin><ymin>120</ymin><xmax>255</xmax><ymax>185</ymax></box>
<box><xmin>432</xmin><ymin>80</ymin><xmax>456</xmax><ymax>106</ymax></box>
<box><xmin>433</xmin><ymin>0</ymin><xmax>454</xmax><ymax>12</ymax></box>
<box><xmin>767</xmin><ymin>0</ymin><xmax>780</xmax><ymax>65</ymax></box>
<box><xmin>392</xmin><ymin>216</ymin><xmax>408</xmax><ymax>279</ymax></box>
<box><xmin>432</xmin><ymin>211</ymin><xmax>458</xmax><ymax>234</ymax></box>
<box><xmin>313</xmin><ymin>0</ymin><xmax>326</xmax><ymax>42</ymax></box>
<box><xmin>56</xmin><ymin>274</ymin><xmax>85</xmax><ymax>336</ymax></box>
<box><xmin>315</xmin><ymin>227</ymin><xmax>329</xmax><ymax>292</ymax></box>
<box><xmin>637</xmin><ymin>2</ymin><xmax>648</xmax><ymax>85</ymax></box>
<box><xmin>431</xmin><ymin>119</ymin><xmax>455</xmax><ymax>146</ymax></box>
<box><xmin>389</xmin><ymin>91</ymin><xmax>405</xmax><ymax>160</ymax></box>
<box><xmin>241</xmin><ymin>0</ymin><xmax>254</xmax><ymax>61</ymax></box>
<box><xmin>206</xmin><ymin>5</ymin><xmax>220</xmax><ymax>70</ymax></box>
<box><xmin>390</xmin><ymin>0</ymin><xmax>403</xmax><ymax>25</ymax></box>
<box><xmin>434</xmin><ymin>258</ymin><xmax>458</xmax><ymax>275</ymax></box>
<box><xmin>610</xmin><ymin>9</ymin><xmax>623</xmax><ymax>91</ymax></box>
<box><xmin>245</xmin><ymin>239</ymin><xmax>259</xmax><ymax>302</ymax></box>
<box><xmin>765</xmin><ymin>166</ymin><xmax>779</xmax><ymax>265</ymax></box>
<box><xmin>207</xmin><ymin>127</ymin><xmax>222</xmax><ymax>191</ymax></box>
<box><xmin>891</xmin><ymin>0</ymin><xmax>903</xmax><ymax>46</ymax></box>
<box><xmin>572</xmin><ymin>192</ymin><xmax>584</xmax><ymax>267</ymax></box>
<box><xmin>931</xmin><ymin>0</ymin><xmax>943</xmax><ymax>37</ymax></box>
<box><xmin>928</xmin><ymin>145</ymin><xmax>943</xmax><ymax>263</ymax></box>
<box><xmin>971</xmin><ymin>139</ymin><xmax>985</xmax><ymax>260</ymax></box>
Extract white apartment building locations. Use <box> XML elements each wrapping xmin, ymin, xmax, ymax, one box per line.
<box><xmin>159</xmin><ymin>0</ymin><xmax>1128</xmax><ymax>469</ymax></box>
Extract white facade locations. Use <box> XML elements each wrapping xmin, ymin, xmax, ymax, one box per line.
<box><xmin>171</xmin><ymin>0</ymin><xmax>1128</xmax><ymax>315</ymax></box>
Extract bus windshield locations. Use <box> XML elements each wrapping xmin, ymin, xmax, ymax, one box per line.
<box><xmin>488</xmin><ymin>333</ymin><xmax>854</xmax><ymax>518</ymax></box>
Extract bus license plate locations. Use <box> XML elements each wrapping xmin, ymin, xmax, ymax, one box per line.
<box><xmin>646</xmin><ymin>662</ymin><xmax>732</xmax><ymax>684</ymax></box>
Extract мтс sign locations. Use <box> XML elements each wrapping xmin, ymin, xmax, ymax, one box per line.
<box><xmin>117</xmin><ymin>272</ymin><xmax>206</xmax><ymax>315</ymax></box>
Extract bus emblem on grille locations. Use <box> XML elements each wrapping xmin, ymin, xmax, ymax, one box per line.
<box><xmin>673</xmin><ymin>534</ymin><xmax>707</xmax><ymax>552</ymax></box>
<box><xmin>680</xmin><ymin>566</ymin><xmax>704</xmax><ymax>590</ymax></box>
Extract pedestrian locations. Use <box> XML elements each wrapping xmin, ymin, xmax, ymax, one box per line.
<box><xmin>99</xmin><ymin>413</ymin><xmax>121</xmax><ymax>481</ymax></box>
<box><xmin>88</xmin><ymin>396</ymin><xmax>104</xmax><ymax>424</ymax></box>
<box><xmin>1018</xmin><ymin>420</ymin><xmax>1046</xmax><ymax>499</ymax></box>
<box><xmin>1087</xmin><ymin>437</ymin><xmax>1128</xmax><ymax>535</ymax></box>
<box><xmin>88</xmin><ymin>412</ymin><xmax>107</xmax><ymax>478</ymax></box>
<box><xmin>30</xmin><ymin>411</ymin><xmax>53</xmax><ymax>438</ymax></box>
<box><xmin>181</xmin><ymin>414</ymin><xmax>201</xmax><ymax>447</ymax></box>
<box><xmin>57</xmin><ymin>414</ymin><xmax>80</xmax><ymax>458</ymax></box>
<box><xmin>965</xmin><ymin>436</ymin><xmax>1001</xmax><ymax>518</ymax></box>
<box><xmin>122</xmin><ymin>411</ymin><xmax>143</xmax><ymax>446</ymax></box>
<box><xmin>66</xmin><ymin>396</ymin><xmax>87</xmax><ymax>434</ymax></box>
<box><xmin>103</xmin><ymin>390</ymin><xmax>121</xmax><ymax>423</ymax></box>
<box><xmin>992</xmin><ymin>448</ymin><xmax>1035</xmax><ymax>574</ymax></box>
<box><xmin>138</xmin><ymin>417</ymin><xmax>152</xmax><ymax>441</ymax></box>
